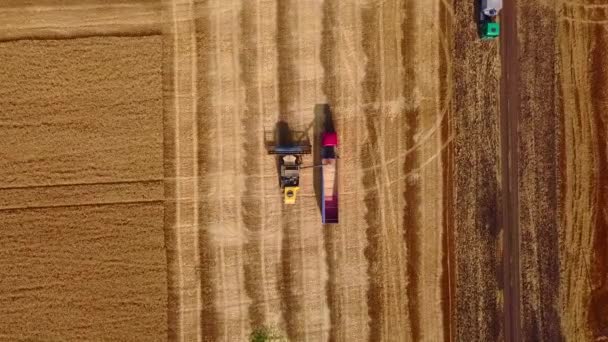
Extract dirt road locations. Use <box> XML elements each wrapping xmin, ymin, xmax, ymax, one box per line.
<box><xmin>500</xmin><ymin>0</ymin><xmax>522</xmax><ymax>341</ymax></box>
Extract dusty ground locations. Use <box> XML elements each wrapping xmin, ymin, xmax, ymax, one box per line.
<box><xmin>0</xmin><ymin>34</ymin><xmax>167</xmax><ymax>340</ymax></box>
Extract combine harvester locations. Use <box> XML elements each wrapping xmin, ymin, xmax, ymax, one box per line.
<box><xmin>320</xmin><ymin>129</ymin><xmax>339</xmax><ymax>224</ymax></box>
<box><xmin>266</xmin><ymin>123</ymin><xmax>312</xmax><ymax>204</ymax></box>
<box><xmin>479</xmin><ymin>0</ymin><xmax>502</xmax><ymax>39</ymax></box>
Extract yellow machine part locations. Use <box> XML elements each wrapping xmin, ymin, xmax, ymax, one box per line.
<box><xmin>284</xmin><ymin>186</ymin><xmax>299</xmax><ymax>204</ymax></box>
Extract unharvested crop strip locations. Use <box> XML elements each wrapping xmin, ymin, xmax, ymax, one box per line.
<box><xmin>400</xmin><ymin>1</ymin><xmax>422</xmax><ymax>340</ymax></box>
<box><xmin>0</xmin><ymin>2</ymin><xmax>162</xmax><ymax>41</ymax></box>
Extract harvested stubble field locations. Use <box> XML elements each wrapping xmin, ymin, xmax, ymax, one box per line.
<box><xmin>0</xmin><ymin>0</ymin><xmax>607</xmax><ymax>341</ymax></box>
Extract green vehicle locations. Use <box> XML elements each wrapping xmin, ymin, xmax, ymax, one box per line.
<box><xmin>479</xmin><ymin>0</ymin><xmax>502</xmax><ymax>39</ymax></box>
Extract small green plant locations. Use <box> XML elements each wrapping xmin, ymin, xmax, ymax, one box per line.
<box><xmin>249</xmin><ymin>325</ymin><xmax>284</xmax><ymax>342</ymax></box>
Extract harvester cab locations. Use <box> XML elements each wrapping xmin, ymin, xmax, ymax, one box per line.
<box><xmin>280</xmin><ymin>155</ymin><xmax>301</xmax><ymax>204</ymax></box>
<box><xmin>266</xmin><ymin>122</ymin><xmax>312</xmax><ymax>205</ymax></box>
<box><xmin>479</xmin><ymin>0</ymin><xmax>502</xmax><ymax>39</ymax></box>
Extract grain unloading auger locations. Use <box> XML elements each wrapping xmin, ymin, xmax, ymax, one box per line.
<box><xmin>266</xmin><ymin>122</ymin><xmax>312</xmax><ymax>204</ymax></box>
